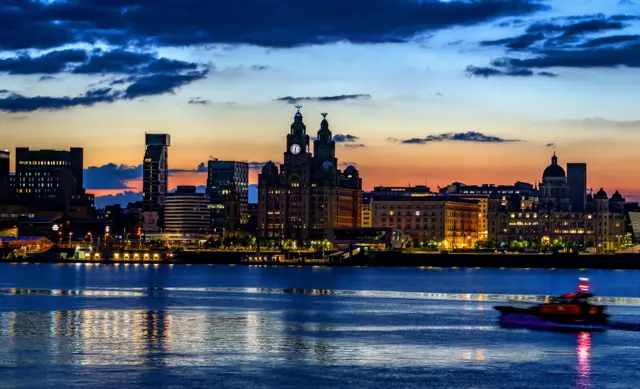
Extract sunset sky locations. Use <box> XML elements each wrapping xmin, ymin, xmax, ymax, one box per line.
<box><xmin>1</xmin><ymin>0</ymin><xmax>639</xmax><ymax>207</ymax></box>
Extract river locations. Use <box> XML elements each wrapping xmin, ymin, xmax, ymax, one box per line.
<box><xmin>1</xmin><ymin>263</ymin><xmax>640</xmax><ymax>388</ymax></box>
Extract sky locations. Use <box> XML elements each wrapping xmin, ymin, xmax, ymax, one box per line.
<box><xmin>0</xmin><ymin>0</ymin><xmax>639</xmax><ymax>208</ymax></box>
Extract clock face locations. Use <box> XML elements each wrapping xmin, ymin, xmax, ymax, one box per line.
<box><xmin>290</xmin><ymin>143</ymin><xmax>301</xmax><ymax>155</ymax></box>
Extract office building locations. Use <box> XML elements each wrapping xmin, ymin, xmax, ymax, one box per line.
<box><xmin>370</xmin><ymin>196</ymin><xmax>480</xmax><ymax>249</ymax></box>
<box><xmin>0</xmin><ymin>150</ymin><xmax>9</xmax><ymax>201</ymax></box>
<box><xmin>567</xmin><ymin>163</ymin><xmax>587</xmax><ymax>212</ymax></box>
<box><xmin>163</xmin><ymin>186</ymin><xmax>211</xmax><ymax>235</ymax></box>
<box><xmin>258</xmin><ymin>109</ymin><xmax>362</xmax><ymax>240</ymax></box>
<box><xmin>15</xmin><ymin>147</ymin><xmax>84</xmax><ymax>198</ymax></box>
<box><xmin>11</xmin><ymin>147</ymin><xmax>93</xmax><ymax>216</ymax></box>
<box><xmin>206</xmin><ymin>159</ymin><xmax>248</xmax><ymax>236</ymax></box>
<box><xmin>0</xmin><ymin>149</ymin><xmax>9</xmax><ymax>182</ymax></box>
<box><xmin>143</xmin><ymin>134</ymin><xmax>170</xmax><ymax>213</ymax></box>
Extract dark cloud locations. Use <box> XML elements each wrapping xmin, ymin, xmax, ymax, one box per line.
<box><xmin>481</xmin><ymin>32</ymin><xmax>545</xmax><ymax>50</ymax></box>
<box><xmin>275</xmin><ymin>94</ymin><xmax>371</xmax><ymax>104</ymax></box>
<box><xmin>0</xmin><ymin>0</ymin><xmax>548</xmax><ymax>51</ymax></box>
<box><xmin>251</xmin><ymin>65</ymin><xmax>268</xmax><ymax>71</ymax></box>
<box><xmin>344</xmin><ymin>144</ymin><xmax>366</xmax><ymax>149</ymax></box>
<box><xmin>72</xmin><ymin>49</ymin><xmax>156</xmax><ymax>74</ymax></box>
<box><xmin>123</xmin><ymin>69</ymin><xmax>210</xmax><ymax>99</ymax></box>
<box><xmin>0</xmin><ymin>48</ymin><xmax>210</xmax><ymax>112</ymax></box>
<box><xmin>545</xmin><ymin>143</ymin><xmax>555</xmax><ymax>147</ymax></box>
<box><xmin>0</xmin><ymin>89</ymin><xmax>120</xmax><ymax>113</ymax></box>
<box><xmin>0</xmin><ymin>49</ymin><xmax>87</xmax><ymax>75</ymax></box>
<box><xmin>581</xmin><ymin>35</ymin><xmax>639</xmax><ymax>47</ymax></box>
<box><xmin>465</xmin><ymin>65</ymin><xmax>557</xmax><ymax>78</ymax></box>
<box><xmin>333</xmin><ymin>134</ymin><xmax>360</xmax><ymax>143</ymax></box>
<box><xmin>39</xmin><ymin>75</ymin><xmax>57</xmax><ymax>81</ymax></box>
<box><xmin>95</xmin><ymin>191</ymin><xmax>142</xmax><ymax>209</ymax></box>
<box><xmin>84</xmin><ymin>163</ymin><xmax>142</xmax><ymax>190</ymax></box>
<box><xmin>472</xmin><ymin>13</ymin><xmax>640</xmax><ymax>76</ymax></box>
<box><xmin>188</xmin><ymin>97</ymin><xmax>211</xmax><ymax>105</ymax></box>
<box><xmin>393</xmin><ymin>131</ymin><xmax>521</xmax><ymax>144</ymax></box>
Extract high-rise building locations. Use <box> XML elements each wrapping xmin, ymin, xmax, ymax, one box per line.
<box><xmin>143</xmin><ymin>134</ymin><xmax>170</xmax><ymax>213</ymax></box>
<box><xmin>206</xmin><ymin>159</ymin><xmax>248</xmax><ymax>236</ymax></box>
<box><xmin>258</xmin><ymin>109</ymin><xmax>362</xmax><ymax>240</ymax></box>
<box><xmin>567</xmin><ymin>163</ymin><xmax>587</xmax><ymax>212</ymax></box>
<box><xmin>163</xmin><ymin>186</ymin><xmax>211</xmax><ymax>235</ymax></box>
<box><xmin>0</xmin><ymin>149</ymin><xmax>9</xmax><ymax>182</ymax></box>
<box><xmin>0</xmin><ymin>150</ymin><xmax>9</xmax><ymax>201</ymax></box>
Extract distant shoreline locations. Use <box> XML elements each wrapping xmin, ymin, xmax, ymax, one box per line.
<box><xmin>3</xmin><ymin>252</ymin><xmax>640</xmax><ymax>270</ymax></box>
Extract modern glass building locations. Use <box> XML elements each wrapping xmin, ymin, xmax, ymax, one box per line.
<box><xmin>143</xmin><ymin>134</ymin><xmax>170</xmax><ymax>213</ymax></box>
<box><xmin>206</xmin><ymin>159</ymin><xmax>248</xmax><ymax>236</ymax></box>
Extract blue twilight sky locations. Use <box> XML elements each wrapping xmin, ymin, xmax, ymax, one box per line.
<box><xmin>0</xmin><ymin>0</ymin><xmax>639</xmax><ymax>207</ymax></box>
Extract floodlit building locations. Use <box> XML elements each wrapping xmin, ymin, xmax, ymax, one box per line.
<box><xmin>258</xmin><ymin>109</ymin><xmax>362</xmax><ymax>240</ymax></box>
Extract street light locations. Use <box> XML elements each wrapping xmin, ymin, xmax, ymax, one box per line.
<box><xmin>68</xmin><ymin>232</ymin><xmax>73</xmax><ymax>246</ymax></box>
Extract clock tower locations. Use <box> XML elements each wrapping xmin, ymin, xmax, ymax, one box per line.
<box><xmin>282</xmin><ymin>106</ymin><xmax>312</xmax><ymax>240</ymax></box>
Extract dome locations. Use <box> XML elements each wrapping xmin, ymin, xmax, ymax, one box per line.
<box><xmin>543</xmin><ymin>153</ymin><xmax>565</xmax><ymax>178</ymax></box>
<box><xmin>611</xmin><ymin>190</ymin><xmax>623</xmax><ymax>201</ymax></box>
<box><xmin>262</xmin><ymin>161</ymin><xmax>278</xmax><ymax>175</ymax></box>
<box><xmin>344</xmin><ymin>165</ymin><xmax>357</xmax><ymax>174</ymax></box>
<box><xmin>594</xmin><ymin>188</ymin><xmax>608</xmax><ymax>200</ymax></box>
<box><xmin>543</xmin><ymin>164</ymin><xmax>565</xmax><ymax>178</ymax></box>
<box><xmin>322</xmin><ymin>161</ymin><xmax>334</xmax><ymax>170</ymax></box>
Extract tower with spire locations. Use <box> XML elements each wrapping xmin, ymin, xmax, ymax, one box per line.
<box><xmin>258</xmin><ymin>108</ymin><xmax>362</xmax><ymax>241</ymax></box>
<box><xmin>313</xmin><ymin>112</ymin><xmax>337</xmax><ymax>170</ymax></box>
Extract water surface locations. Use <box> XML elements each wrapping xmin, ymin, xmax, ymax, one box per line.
<box><xmin>1</xmin><ymin>263</ymin><xmax>640</xmax><ymax>388</ymax></box>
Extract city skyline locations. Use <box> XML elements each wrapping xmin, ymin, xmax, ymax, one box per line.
<box><xmin>0</xmin><ymin>0</ymin><xmax>639</xmax><ymax>206</ymax></box>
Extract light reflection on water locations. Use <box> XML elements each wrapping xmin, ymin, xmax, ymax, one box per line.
<box><xmin>3</xmin><ymin>286</ymin><xmax>640</xmax><ymax>306</ymax></box>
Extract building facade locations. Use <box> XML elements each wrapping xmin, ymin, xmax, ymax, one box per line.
<box><xmin>143</xmin><ymin>134</ymin><xmax>170</xmax><ymax>213</ymax></box>
<box><xmin>488</xmin><ymin>154</ymin><xmax>626</xmax><ymax>251</ymax></box>
<box><xmin>11</xmin><ymin>147</ymin><xmax>93</xmax><ymax>216</ymax></box>
<box><xmin>206</xmin><ymin>159</ymin><xmax>248</xmax><ymax>236</ymax></box>
<box><xmin>163</xmin><ymin>186</ymin><xmax>211</xmax><ymax>235</ymax></box>
<box><xmin>258</xmin><ymin>110</ymin><xmax>362</xmax><ymax>240</ymax></box>
<box><xmin>0</xmin><ymin>150</ymin><xmax>10</xmax><ymax>201</ymax></box>
<box><xmin>370</xmin><ymin>197</ymin><xmax>480</xmax><ymax>249</ymax></box>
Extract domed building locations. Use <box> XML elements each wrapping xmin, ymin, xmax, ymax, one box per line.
<box><xmin>486</xmin><ymin>153</ymin><xmax>628</xmax><ymax>252</ymax></box>
<box><xmin>539</xmin><ymin>153</ymin><xmax>571</xmax><ymax>211</ymax></box>
<box><xmin>258</xmin><ymin>109</ymin><xmax>362</xmax><ymax>240</ymax></box>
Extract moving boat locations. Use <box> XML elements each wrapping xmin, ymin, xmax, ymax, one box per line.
<box><xmin>495</xmin><ymin>278</ymin><xmax>609</xmax><ymax>332</ymax></box>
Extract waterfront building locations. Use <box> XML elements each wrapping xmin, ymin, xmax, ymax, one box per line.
<box><xmin>11</xmin><ymin>147</ymin><xmax>93</xmax><ymax>217</ymax></box>
<box><xmin>439</xmin><ymin>182</ymin><xmax>538</xmax><ymax>241</ymax></box>
<box><xmin>488</xmin><ymin>154</ymin><xmax>626</xmax><ymax>251</ymax></box>
<box><xmin>163</xmin><ymin>186</ymin><xmax>211</xmax><ymax>235</ymax></box>
<box><xmin>0</xmin><ymin>150</ymin><xmax>10</xmax><ymax>202</ymax></box>
<box><xmin>0</xmin><ymin>149</ymin><xmax>9</xmax><ymax>182</ymax></box>
<box><xmin>143</xmin><ymin>134</ymin><xmax>170</xmax><ymax>214</ymax></box>
<box><xmin>370</xmin><ymin>196</ymin><xmax>480</xmax><ymax>249</ymax></box>
<box><xmin>206</xmin><ymin>159</ymin><xmax>249</xmax><ymax>237</ymax></box>
<box><xmin>258</xmin><ymin>109</ymin><xmax>362</xmax><ymax>240</ymax></box>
